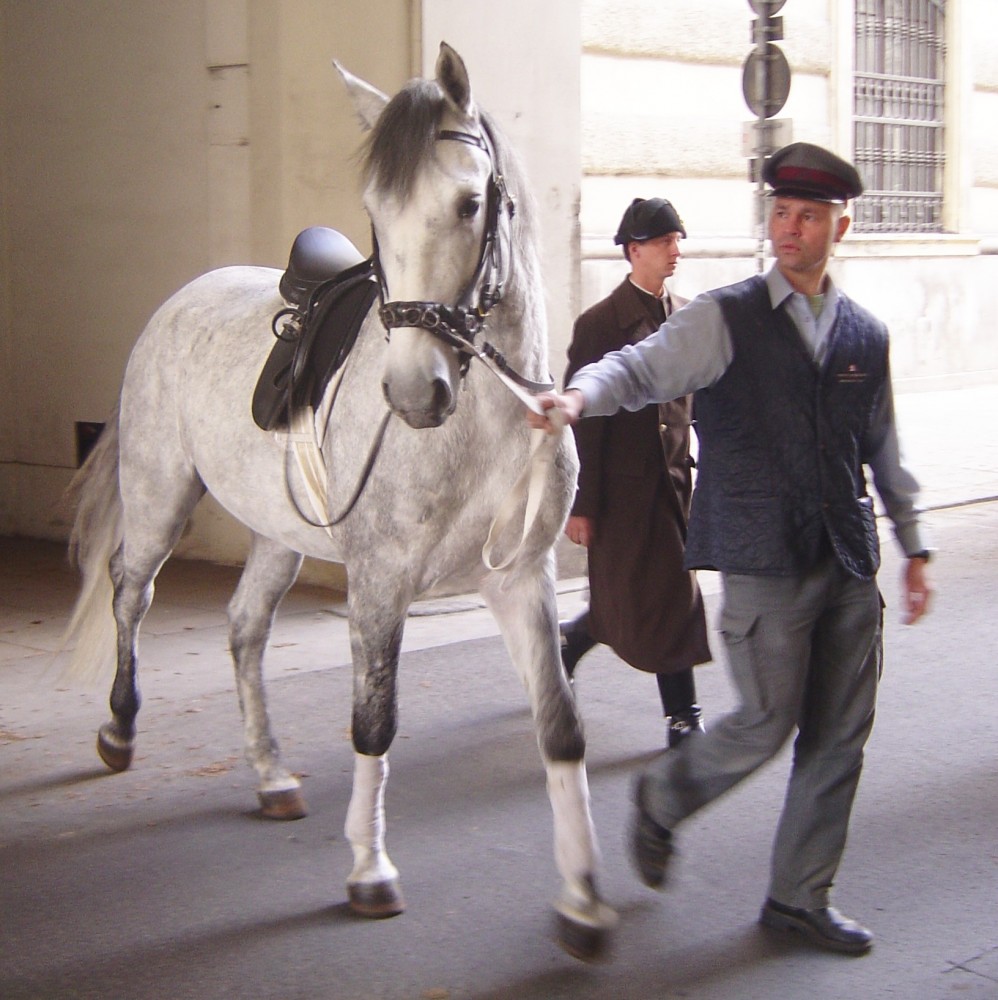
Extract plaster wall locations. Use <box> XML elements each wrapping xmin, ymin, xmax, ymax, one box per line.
<box><xmin>1</xmin><ymin>0</ymin><xmax>212</xmax><ymax>540</ymax></box>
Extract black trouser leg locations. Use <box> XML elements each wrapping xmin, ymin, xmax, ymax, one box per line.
<box><xmin>656</xmin><ymin>668</ymin><xmax>696</xmax><ymax>715</ymax></box>
<box><xmin>656</xmin><ymin>668</ymin><xmax>704</xmax><ymax>747</ymax></box>
<box><xmin>559</xmin><ymin>609</ymin><xmax>597</xmax><ymax>678</ymax></box>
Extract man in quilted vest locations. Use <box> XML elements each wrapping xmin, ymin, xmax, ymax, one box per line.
<box><xmin>529</xmin><ymin>143</ymin><xmax>933</xmax><ymax>955</ymax></box>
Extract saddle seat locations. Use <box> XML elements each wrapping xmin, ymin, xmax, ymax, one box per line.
<box><xmin>278</xmin><ymin>225</ymin><xmax>367</xmax><ymax>309</ymax></box>
<box><xmin>253</xmin><ymin>226</ymin><xmax>378</xmax><ymax>432</ymax></box>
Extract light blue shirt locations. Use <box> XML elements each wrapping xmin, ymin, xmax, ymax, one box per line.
<box><xmin>569</xmin><ymin>267</ymin><xmax>926</xmax><ymax>556</ymax></box>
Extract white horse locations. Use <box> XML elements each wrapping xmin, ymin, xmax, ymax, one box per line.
<box><xmin>63</xmin><ymin>43</ymin><xmax>615</xmax><ymax>958</ymax></box>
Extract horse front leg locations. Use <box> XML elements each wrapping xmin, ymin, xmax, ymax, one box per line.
<box><xmin>227</xmin><ymin>535</ymin><xmax>307</xmax><ymax>820</ymax></box>
<box><xmin>344</xmin><ymin>751</ymin><xmax>403</xmax><ymax>917</ymax></box>
<box><xmin>343</xmin><ymin>590</ymin><xmax>406</xmax><ymax>918</ymax></box>
<box><xmin>482</xmin><ymin>555</ymin><xmax>617</xmax><ymax>961</ymax></box>
<box><xmin>545</xmin><ymin>760</ymin><xmax>617</xmax><ymax>960</ymax></box>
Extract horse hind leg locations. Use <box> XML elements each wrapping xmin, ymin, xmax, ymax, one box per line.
<box><xmin>96</xmin><ymin>543</ymin><xmax>151</xmax><ymax>771</ymax></box>
<box><xmin>98</xmin><ymin>478</ymin><xmax>207</xmax><ymax>772</ymax></box>
<box><xmin>227</xmin><ymin>534</ymin><xmax>307</xmax><ymax>820</ymax></box>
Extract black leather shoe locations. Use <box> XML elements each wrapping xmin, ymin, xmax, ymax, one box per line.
<box><xmin>630</xmin><ymin>774</ymin><xmax>673</xmax><ymax>889</ymax></box>
<box><xmin>667</xmin><ymin>706</ymin><xmax>705</xmax><ymax>749</ymax></box>
<box><xmin>760</xmin><ymin>898</ymin><xmax>873</xmax><ymax>955</ymax></box>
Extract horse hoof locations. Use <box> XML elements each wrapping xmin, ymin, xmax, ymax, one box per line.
<box><xmin>96</xmin><ymin>726</ymin><xmax>134</xmax><ymax>772</ymax></box>
<box><xmin>258</xmin><ymin>787</ymin><xmax>308</xmax><ymax>820</ymax></box>
<box><xmin>554</xmin><ymin>901</ymin><xmax>617</xmax><ymax>963</ymax></box>
<box><xmin>348</xmin><ymin>879</ymin><xmax>406</xmax><ymax>919</ymax></box>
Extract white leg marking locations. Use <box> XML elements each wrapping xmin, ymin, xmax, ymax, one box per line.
<box><xmin>345</xmin><ymin>752</ymin><xmax>399</xmax><ymax>885</ymax></box>
<box><xmin>546</xmin><ymin>759</ymin><xmax>600</xmax><ymax>899</ymax></box>
<box><xmin>547</xmin><ymin>759</ymin><xmax>617</xmax><ymax>934</ymax></box>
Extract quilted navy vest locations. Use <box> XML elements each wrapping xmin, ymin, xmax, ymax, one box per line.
<box><xmin>685</xmin><ymin>275</ymin><xmax>888</xmax><ymax>580</ymax></box>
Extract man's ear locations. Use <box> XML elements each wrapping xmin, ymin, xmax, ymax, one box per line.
<box><xmin>835</xmin><ymin>212</ymin><xmax>851</xmax><ymax>243</ymax></box>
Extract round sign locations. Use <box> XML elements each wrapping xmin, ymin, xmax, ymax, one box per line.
<box><xmin>747</xmin><ymin>0</ymin><xmax>787</xmax><ymax>13</ymax></box>
<box><xmin>742</xmin><ymin>45</ymin><xmax>791</xmax><ymax>119</ymax></box>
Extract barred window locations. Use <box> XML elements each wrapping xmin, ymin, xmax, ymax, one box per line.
<box><xmin>852</xmin><ymin>0</ymin><xmax>946</xmax><ymax>233</ymax></box>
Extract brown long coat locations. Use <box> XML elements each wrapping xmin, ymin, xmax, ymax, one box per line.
<box><xmin>566</xmin><ymin>279</ymin><xmax>711</xmax><ymax>674</ymax></box>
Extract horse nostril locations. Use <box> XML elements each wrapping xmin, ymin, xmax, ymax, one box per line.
<box><xmin>432</xmin><ymin>378</ymin><xmax>454</xmax><ymax>417</ymax></box>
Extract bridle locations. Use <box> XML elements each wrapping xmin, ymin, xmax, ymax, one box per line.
<box><xmin>372</xmin><ymin>121</ymin><xmax>553</xmax><ymax>394</ymax></box>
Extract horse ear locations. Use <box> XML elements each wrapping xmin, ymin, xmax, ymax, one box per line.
<box><xmin>333</xmin><ymin>60</ymin><xmax>389</xmax><ymax>132</ymax></box>
<box><xmin>435</xmin><ymin>42</ymin><xmax>474</xmax><ymax>119</ymax></box>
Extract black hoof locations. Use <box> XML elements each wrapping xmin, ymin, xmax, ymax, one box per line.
<box><xmin>555</xmin><ymin>910</ymin><xmax>613</xmax><ymax>963</ymax></box>
<box><xmin>348</xmin><ymin>879</ymin><xmax>406</xmax><ymax>919</ymax></box>
<box><xmin>258</xmin><ymin>787</ymin><xmax>308</xmax><ymax>820</ymax></box>
<box><xmin>96</xmin><ymin>725</ymin><xmax>134</xmax><ymax>772</ymax></box>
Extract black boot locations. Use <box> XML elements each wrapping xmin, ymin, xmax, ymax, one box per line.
<box><xmin>666</xmin><ymin>705</ymin><xmax>705</xmax><ymax>749</ymax></box>
<box><xmin>658</xmin><ymin>670</ymin><xmax>704</xmax><ymax>749</ymax></box>
<box><xmin>559</xmin><ymin>611</ymin><xmax>596</xmax><ymax>679</ymax></box>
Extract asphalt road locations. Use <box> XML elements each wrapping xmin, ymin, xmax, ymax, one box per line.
<box><xmin>1</xmin><ymin>500</ymin><xmax>997</xmax><ymax>999</ymax></box>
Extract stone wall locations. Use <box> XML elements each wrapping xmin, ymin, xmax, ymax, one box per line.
<box><xmin>577</xmin><ymin>0</ymin><xmax>998</xmax><ymax>390</ymax></box>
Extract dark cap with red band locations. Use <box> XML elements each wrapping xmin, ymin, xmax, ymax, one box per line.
<box><xmin>762</xmin><ymin>142</ymin><xmax>864</xmax><ymax>204</ymax></box>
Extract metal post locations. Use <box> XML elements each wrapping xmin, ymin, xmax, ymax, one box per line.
<box><xmin>743</xmin><ymin>0</ymin><xmax>791</xmax><ymax>272</ymax></box>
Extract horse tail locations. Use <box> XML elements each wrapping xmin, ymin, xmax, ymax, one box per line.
<box><xmin>60</xmin><ymin>402</ymin><xmax>123</xmax><ymax>683</ymax></box>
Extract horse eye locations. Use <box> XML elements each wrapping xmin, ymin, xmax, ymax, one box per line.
<box><xmin>457</xmin><ymin>196</ymin><xmax>481</xmax><ymax>220</ymax></box>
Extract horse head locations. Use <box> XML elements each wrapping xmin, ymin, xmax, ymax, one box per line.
<box><xmin>337</xmin><ymin>43</ymin><xmax>514</xmax><ymax>429</ymax></box>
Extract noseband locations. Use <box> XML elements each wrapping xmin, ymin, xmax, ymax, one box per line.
<box><xmin>373</xmin><ymin>123</ymin><xmax>552</xmax><ymax>393</ymax></box>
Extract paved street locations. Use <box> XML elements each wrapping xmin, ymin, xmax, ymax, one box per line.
<box><xmin>1</xmin><ymin>384</ymin><xmax>997</xmax><ymax>999</ymax></box>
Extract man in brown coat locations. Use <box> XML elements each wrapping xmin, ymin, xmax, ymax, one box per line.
<box><xmin>560</xmin><ymin>197</ymin><xmax>712</xmax><ymax>748</ymax></box>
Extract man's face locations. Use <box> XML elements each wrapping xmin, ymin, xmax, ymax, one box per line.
<box><xmin>768</xmin><ymin>197</ymin><xmax>850</xmax><ymax>281</ymax></box>
<box><xmin>629</xmin><ymin>231</ymin><xmax>682</xmax><ymax>283</ymax></box>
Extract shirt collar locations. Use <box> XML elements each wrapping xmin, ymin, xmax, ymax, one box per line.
<box><xmin>764</xmin><ymin>266</ymin><xmax>840</xmax><ymax>313</ymax></box>
<box><xmin>628</xmin><ymin>276</ymin><xmax>666</xmax><ymax>301</ymax></box>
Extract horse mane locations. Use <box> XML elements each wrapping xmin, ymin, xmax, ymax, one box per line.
<box><xmin>360</xmin><ymin>79</ymin><xmax>538</xmax><ymax>263</ymax></box>
<box><xmin>361</xmin><ymin>79</ymin><xmax>443</xmax><ymax>202</ymax></box>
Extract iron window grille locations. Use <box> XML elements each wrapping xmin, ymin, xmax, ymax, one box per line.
<box><xmin>852</xmin><ymin>0</ymin><xmax>946</xmax><ymax>233</ymax></box>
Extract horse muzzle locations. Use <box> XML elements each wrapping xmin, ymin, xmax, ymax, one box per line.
<box><xmin>381</xmin><ymin>372</ymin><xmax>455</xmax><ymax>429</ymax></box>
<box><xmin>380</xmin><ymin>323</ymin><xmax>462</xmax><ymax>429</ymax></box>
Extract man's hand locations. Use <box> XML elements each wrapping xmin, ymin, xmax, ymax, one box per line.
<box><xmin>526</xmin><ymin>389</ymin><xmax>585</xmax><ymax>432</ymax></box>
<box><xmin>902</xmin><ymin>557</ymin><xmax>933</xmax><ymax>625</ymax></box>
<box><xmin>564</xmin><ymin>515</ymin><xmax>595</xmax><ymax>547</ymax></box>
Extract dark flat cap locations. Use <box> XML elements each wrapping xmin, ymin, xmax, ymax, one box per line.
<box><xmin>614</xmin><ymin>197</ymin><xmax>686</xmax><ymax>244</ymax></box>
<box><xmin>762</xmin><ymin>142</ymin><xmax>864</xmax><ymax>203</ymax></box>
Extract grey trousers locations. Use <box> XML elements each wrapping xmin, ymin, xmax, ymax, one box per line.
<box><xmin>641</xmin><ymin>555</ymin><xmax>883</xmax><ymax>909</ymax></box>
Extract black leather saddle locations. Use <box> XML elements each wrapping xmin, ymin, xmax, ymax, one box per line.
<box><xmin>252</xmin><ymin>227</ymin><xmax>378</xmax><ymax>431</ymax></box>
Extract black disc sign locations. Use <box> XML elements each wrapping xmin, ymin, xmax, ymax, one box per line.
<box><xmin>742</xmin><ymin>45</ymin><xmax>791</xmax><ymax>118</ymax></box>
